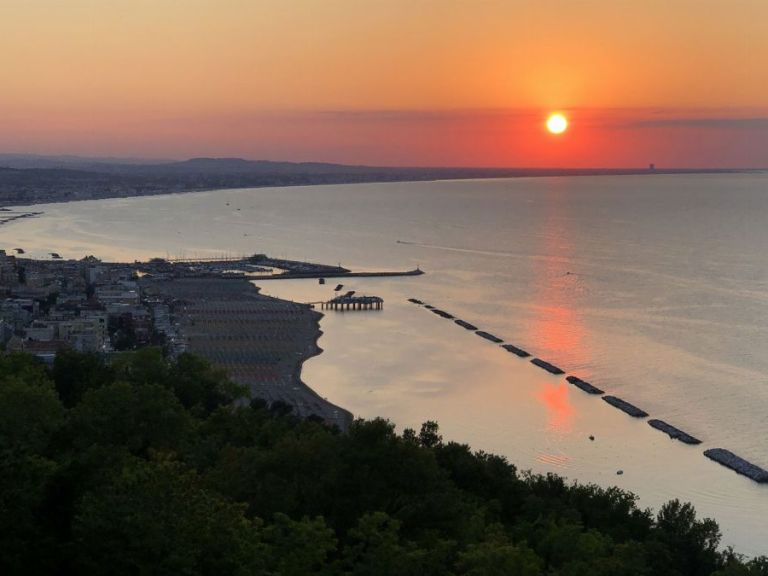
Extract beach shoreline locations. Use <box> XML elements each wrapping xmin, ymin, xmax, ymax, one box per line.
<box><xmin>142</xmin><ymin>277</ymin><xmax>354</xmax><ymax>430</ymax></box>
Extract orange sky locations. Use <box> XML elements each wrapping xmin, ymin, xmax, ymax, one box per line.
<box><xmin>1</xmin><ymin>0</ymin><xmax>767</xmax><ymax>166</ymax></box>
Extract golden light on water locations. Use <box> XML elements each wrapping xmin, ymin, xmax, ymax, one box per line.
<box><xmin>546</xmin><ymin>113</ymin><xmax>568</xmax><ymax>134</ymax></box>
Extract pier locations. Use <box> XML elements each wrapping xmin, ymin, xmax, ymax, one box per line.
<box><xmin>321</xmin><ymin>295</ymin><xmax>383</xmax><ymax>311</ymax></box>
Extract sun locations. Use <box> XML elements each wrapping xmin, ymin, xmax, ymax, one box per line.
<box><xmin>546</xmin><ymin>113</ymin><xmax>568</xmax><ymax>134</ymax></box>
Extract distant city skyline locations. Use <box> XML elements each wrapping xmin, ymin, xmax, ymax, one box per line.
<box><xmin>2</xmin><ymin>0</ymin><xmax>767</xmax><ymax>167</ymax></box>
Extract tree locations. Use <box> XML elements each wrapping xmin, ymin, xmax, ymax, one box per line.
<box><xmin>457</xmin><ymin>526</ymin><xmax>542</xmax><ymax>576</ymax></box>
<box><xmin>262</xmin><ymin>513</ymin><xmax>336</xmax><ymax>575</ymax></box>
<box><xmin>73</xmin><ymin>457</ymin><xmax>266</xmax><ymax>576</ymax></box>
<box><xmin>343</xmin><ymin>512</ymin><xmax>431</xmax><ymax>576</ymax></box>
<box><xmin>419</xmin><ymin>420</ymin><xmax>443</xmax><ymax>448</ymax></box>
<box><xmin>70</xmin><ymin>381</ymin><xmax>191</xmax><ymax>455</ymax></box>
<box><xmin>0</xmin><ymin>375</ymin><xmax>64</xmax><ymax>574</ymax></box>
<box><xmin>168</xmin><ymin>352</ymin><xmax>245</xmax><ymax>417</ymax></box>
<box><xmin>655</xmin><ymin>499</ymin><xmax>723</xmax><ymax>576</ymax></box>
<box><xmin>53</xmin><ymin>349</ymin><xmax>113</xmax><ymax>408</ymax></box>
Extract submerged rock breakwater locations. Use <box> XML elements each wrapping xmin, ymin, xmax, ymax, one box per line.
<box><xmin>406</xmin><ymin>297</ymin><xmax>768</xmax><ymax>483</ymax></box>
<box><xmin>704</xmin><ymin>449</ymin><xmax>768</xmax><ymax>483</ymax></box>
<box><xmin>648</xmin><ymin>419</ymin><xmax>701</xmax><ymax>445</ymax></box>
<box><xmin>566</xmin><ymin>375</ymin><xmax>604</xmax><ymax>395</ymax></box>
<box><xmin>530</xmin><ymin>358</ymin><xmax>565</xmax><ymax>375</ymax></box>
<box><xmin>602</xmin><ymin>395</ymin><xmax>649</xmax><ymax>418</ymax></box>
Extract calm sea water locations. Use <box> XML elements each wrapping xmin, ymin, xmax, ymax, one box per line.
<box><xmin>4</xmin><ymin>173</ymin><xmax>767</xmax><ymax>554</ymax></box>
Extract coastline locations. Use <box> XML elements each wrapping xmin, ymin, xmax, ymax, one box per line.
<box><xmin>1</xmin><ymin>167</ymin><xmax>759</xmax><ymax>210</ymax></box>
<box><xmin>290</xmin><ymin>303</ymin><xmax>355</xmax><ymax>430</ymax></box>
<box><xmin>142</xmin><ymin>277</ymin><xmax>353</xmax><ymax>430</ymax></box>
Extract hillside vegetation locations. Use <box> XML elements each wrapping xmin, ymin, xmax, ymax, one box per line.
<box><xmin>1</xmin><ymin>349</ymin><xmax>765</xmax><ymax>575</ymax></box>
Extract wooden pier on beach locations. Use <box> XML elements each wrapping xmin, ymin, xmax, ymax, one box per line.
<box><xmin>321</xmin><ymin>295</ymin><xmax>383</xmax><ymax>311</ymax></box>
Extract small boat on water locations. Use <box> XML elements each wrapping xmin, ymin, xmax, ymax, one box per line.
<box><xmin>334</xmin><ymin>284</ymin><xmax>344</xmax><ymax>291</ymax></box>
<box><xmin>50</xmin><ymin>252</ymin><xmax>62</xmax><ymax>259</ymax></box>
<box><xmin>14</xmin><ymin>248</ymin><xmax>24</xmax><ymax>254</ymax></box>
<box><xmin>319</xmin><ymin>278</ymin><xmax>325</xmax><ymax>284</ymax></box>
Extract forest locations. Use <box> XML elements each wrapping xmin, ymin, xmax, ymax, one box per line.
<box><xmin>1</xmin><ymin>348</ymin><xmax>766</xmax><ymax>575</ymax></box>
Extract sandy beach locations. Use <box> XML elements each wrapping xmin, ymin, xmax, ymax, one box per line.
<box><xmin>141</xmin><ymin>276</ymin><xmax>353</xmax><ymax>430</ymax></box>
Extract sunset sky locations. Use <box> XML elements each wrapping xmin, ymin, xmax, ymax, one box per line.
<box><xmin>2</xmin><ymin>0</ymin><xmax>767</xmax><ymax>167</ymax></box>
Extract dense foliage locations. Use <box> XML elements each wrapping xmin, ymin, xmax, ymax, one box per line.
<box><xmin>1</xmin><ymin>349</ymin><xmax>765</xmax><ymax>575</ymax></box>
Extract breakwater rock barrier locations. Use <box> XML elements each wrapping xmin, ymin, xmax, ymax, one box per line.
<box><xmin>602</xmin><ymin>395</ymin><xmax>648</xmax><ymax>418</ymax></box>
<box><xmin>407</xmin><ymin>297</ymin><xmax>768</xmax><ymax>483</ymax></box>
<box><xmin>501</xmin><ymin>344</ymin><xmax>531</xmax><ymax>358</ymax></box>
<box><xmin>476</xmin><ymin>331</ymin><xmax>504</xmax><ymax>343</ymax></box>
<box><xmin>703</xmin><ymin>449</ymin><xmax>768</xmax><ymax>483</ymax></box>
<box><xmin>566</xmin><ymin>375</ymin><xmax>604</xmax><ymax>395</ymax></box>
<box><xmin>648</xmin><ymin>419</ymin><xmax>701</xmax><ymax>445</ymax></box>
<box><xmin>431</xmin><ymin>309</ymin><xmax>455</xmax><ymax>319</ymax></box>
<box><xmin>530</xmin><ymin>358</ymin><xmax>565</xmax><ymax>375</ymax></box>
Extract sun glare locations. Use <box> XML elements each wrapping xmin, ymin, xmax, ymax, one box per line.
<box><xmin>546</xmin><ymin>113</ymin><xmax>568</xmax><ymax>134</ymax></box>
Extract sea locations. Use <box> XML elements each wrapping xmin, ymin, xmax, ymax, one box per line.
<box><xmin>3</xmin><ymin>173</ymin><xmax>767</xmax><ymax>555</ymax></box>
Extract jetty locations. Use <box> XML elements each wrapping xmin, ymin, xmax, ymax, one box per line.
<box><xmin>321</xmin><ymin>295</ymin><xmax>383</xmax><ymax>311</ymax></box>
<box><xmin>501</xmin><ymin>344</ymin><xmax>531</xmax><ymax>358</ymax></box>
<box><xmin>566</xmin><ymin>375</ymin><xmax>604</xmax><ymax>395</ymax></box>
<box><xmin>530</xmin><ymin>358</ymin><xmax>565</xmax><ymax>375</ymax></box>
<box><xmin>476</xmin><ymin>331</ymin><xmax>503</xmax><ymax>343</ymax></box>
<box><xmin>602</xmin><ymin>395</ymin><xmax>648</xmax><ymax>418</ymax></box>
<box><xmin>703</xmin><ymin>449</ymin><xmax>768</xmax><ymax>483</ymax></box>
<box><xmin>648</xmin><ymin>419</ymin><xmax>701</xmax><ymax>445</ymax></box>
<box><xmin>257</xmin><ymin>268</ymin><xmax>423</xmax><ymax>280</ymax></box>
